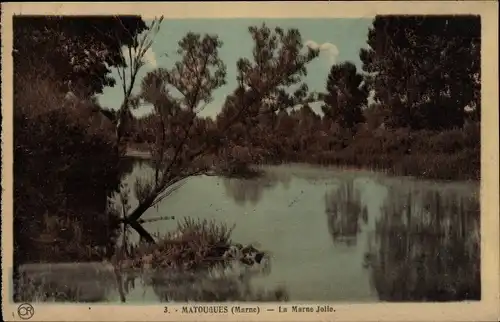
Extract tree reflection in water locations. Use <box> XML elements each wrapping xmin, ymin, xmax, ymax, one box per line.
<box><xmin>364</xmin><ymin>188</ymin><xmax>480</xmax><ymax>301</ymax></box>
<box><xmin>223</xmin><ymin>170</ymin><xmax>291</xmax><ymax>206</ymax></box>
<box><xmin>324</xmin><ymin>180</ymin><xmax>368</xmax><ymax>246</ymax></box>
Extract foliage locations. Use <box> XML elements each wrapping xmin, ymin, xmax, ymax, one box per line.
<box><xmin>136</xmin><ymin>32</ymin><xmax>227</xmax><ymax>185</ymax></box>
<box><xmin>13</xmin><ymin>16</ymin><xmax>148</xmax><ymax>274</ymax></box>
<box><xmin>215</xmin><ymin>24</ymin><xmax>320</xmax><ymax>166</ymax></box>
<box><xmin>363</xmin><ymin>103</ymin><xmax>388</xmax><ymax>130</ymax></box>
<box><xmin>131</xmin><ymin>115</ymin><xmax>479</xmax><ymax>181</ymax></box>
<box><xmin>14</xmin><ymin>103</ymin><xmax>123</xmax><ymax>265</ymax></box>
<box><xmin>207</xmin><ymin>16</ymin><xmax>480</xmax><ymax>179</ymax></box>
<box><xmin>315</xmin><ymin>124</ymin><xmax>480</xmax><ymax>180</ymax></box>
<box><xmin>322</xmin><ymin>61</ymin><xmax>367</xmax><ymax>130</ymax></box>
<box><xmin>119</xmin><ymin>23</ymin><xmax>320</xmax><ymax>241</ymax></box>
<box><xmin>13</xmin><ymin>15</ymin><xmax>147</xmax><ymax>97</ymax></box>
<box><xmin>120</xmin><ymin>218</ymin><xmax>235</xmax><ymax>271</ymax></box>
<box><xmin>359</xmin><ymin>15</ymin><xmax>481</xmax><ymax>130</ymax></box>
<box><xmin>114</xmin><ymin>17</ymin><xmax>164</xmax><ymax>149</ymax></box>
<box><xmin>217</xmin><ymin>144</ymin><xmax>263</xmax><ymax>177</ymax></box>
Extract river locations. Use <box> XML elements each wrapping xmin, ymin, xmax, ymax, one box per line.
<box><xmin>115</xmin><ymin>159</ymin><xmax>480</xmax><ymax>302</ymax></box>
<box><xmin>18</xmin><ymin>159</ymin><xmax>480</xmax><ymax>302</ymax></box>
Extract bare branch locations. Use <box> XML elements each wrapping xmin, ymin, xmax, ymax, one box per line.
<box><xmin>116</xmin><ymin>17</ymin><xmax>164</xmax><ymax>110</ymax></box>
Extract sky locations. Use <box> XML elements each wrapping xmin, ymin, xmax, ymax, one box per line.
<box><xmin>97</xmin><ymin>18</ymin><xmax>374</xmax><ymax>118</ymax></box>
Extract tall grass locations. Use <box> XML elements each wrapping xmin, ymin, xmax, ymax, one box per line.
<box><xmin>121</xmin><ymin>218</ymin><xmax>235</xmax><ymax>271</ymax></box>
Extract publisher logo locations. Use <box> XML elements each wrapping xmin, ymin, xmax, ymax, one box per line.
<box><xmin>17</xmin><ymin>303</ymin><xmax>34</xmax><ymax>320</ymax></box>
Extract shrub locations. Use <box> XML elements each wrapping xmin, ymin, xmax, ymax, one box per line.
<box><xmin>125</xmin><ymin>218</ymin><xmax>235</xmax><ymax>271</ymax></box>
<box><xmin>14</xmin><ymin>77</ymin><xmax>122</xmax><ymax>266</ymax></box>
<box><xmin>217</xmin><ymin>145</ymin><xmax>262</xmax><ymax>178</ymax></box>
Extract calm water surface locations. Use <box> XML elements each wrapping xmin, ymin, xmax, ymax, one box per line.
<box><xmin>19</xmin><ymin>160</ymin><xmax>479</xmax><ymax>303</ymax></box>
<box><xmin>112</xmin><ymin>159</ymin><xmax>480</xmax><ymax>302</ymax></box>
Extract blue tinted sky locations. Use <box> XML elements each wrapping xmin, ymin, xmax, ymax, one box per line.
<box><xmin>97</xmin><ymin>18</ymin><xmax>374</xmax><ymax>117</ymax></box>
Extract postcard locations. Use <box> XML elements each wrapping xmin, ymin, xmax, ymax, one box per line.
<box><xmin>1</xmin><ymin>1</ymin><xmax>499</xmax><ymax>321</ymax></box>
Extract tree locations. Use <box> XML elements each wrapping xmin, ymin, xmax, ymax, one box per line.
<box><xmin>363</xmin><ymin>102</ymin><xmax>388</xmax><ymax>130</ymax></box>
<box><xmin>360</xmin><ymin>15</ymin><xmax>480</xmax><ymax>130</ymax></box>
<box><xmin>12</xmin><ymin>16</ymin><xmax>149</xmax><ymax>301</ymax></box>
<box><xmin>114</xmin><ymin>17</ymin><xmax>164</xmax><ymax>148</ymax></box>
<box><xmin>322</xmin><ymin>61</ymin><xmax>367</xmax><ymax>131</ymax></box>
<box><xmin>216</xmin><ymin>24</ymin><xmax>320</xmax><ymax>166</ymax></box>
<box><xmin>13</xmin><ymin>16</ymin><xmax>148</xmax><ymax>99</ymax></box>
<box><xmin>119</xmin><ymin>23</ymin><xmax>320</xmax><ymax>242</ymax></box>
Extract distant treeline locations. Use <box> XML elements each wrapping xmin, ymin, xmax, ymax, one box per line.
<box><xmin>129</xmin><ymin>15</ymin><xmax>481</xmax><ymax>181</ymax></box>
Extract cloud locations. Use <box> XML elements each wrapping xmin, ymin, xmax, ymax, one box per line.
<box><xmin>121</xmin><ymin>46</ymin><xmax>158</xmax><ymax>68</ymax></box>
<box><xmin>305</xmin><ymin>40</ymin><xmax>340</xmax><ymax>65</ymax></box>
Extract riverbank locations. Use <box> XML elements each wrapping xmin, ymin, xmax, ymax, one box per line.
<box><xmin>125</xmin><ymin>144</ymin><xmax>480</xmax><ymax>182</ymax></box>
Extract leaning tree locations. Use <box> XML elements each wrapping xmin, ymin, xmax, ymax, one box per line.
<box><xmin>112</xmin><ymin>23</ymin><xmax>321</xmax><ymax>243</ymax></box>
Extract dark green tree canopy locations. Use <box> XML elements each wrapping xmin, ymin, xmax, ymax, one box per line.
<box><xmin>13</xmin><ymin>15</ymin><xmax>148</xmax><ymax>97</ymax></box>
<box><xmin>322</xmin><ymin>61</ymin><xmax>367</xmax><ymax>130</ymax></box>
<box><xmin>360</xmin><ymin>15</ymin><xmax>480</xmax><ymax>130</ymax></box>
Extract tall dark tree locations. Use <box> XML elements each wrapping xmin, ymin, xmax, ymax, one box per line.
<box><xmin>360</xmin><ymin>15</ymin><xmax>480</xmax><ymax>130</ymax></box>
<box><xmin>322</xmin><ymin>61</ymin><xmax>367</xmax><ymax>130</ymax></box>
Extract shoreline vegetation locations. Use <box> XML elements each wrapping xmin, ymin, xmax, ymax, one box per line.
<box><xmin>13</xmin><ymin>15</ymin><xmax>480</xmax><ymax>302</ymax></box>
<box><xmin>126</xmin><ymin>119</ymin><xmax>480</xmax><ymax>183</ymax></box>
